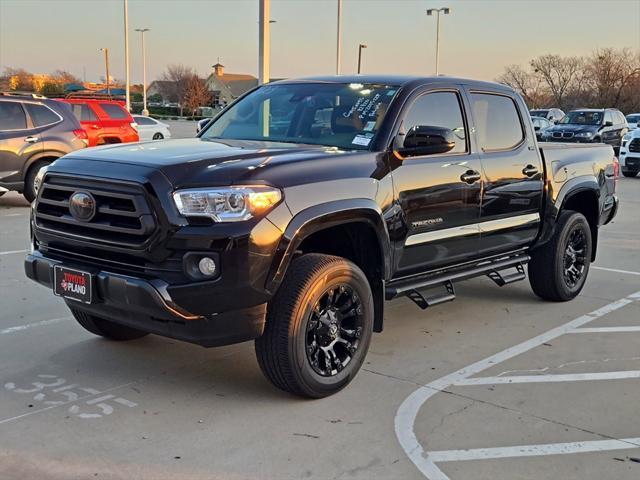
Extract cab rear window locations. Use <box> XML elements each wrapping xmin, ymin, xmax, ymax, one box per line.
<box><xmin>100</xmin><ymin>103</ymin><xmax>129</xmax><ymax>120</ymax></box>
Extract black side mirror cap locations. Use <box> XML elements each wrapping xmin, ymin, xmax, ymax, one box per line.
<box><xmin>604</xmin><ymin>121</ymin><xmax>613</xmax><ymax>127</ymax></box>
<box><xmin>396</xmin><ymin>125</ymin><xmax>456</xmax><ymax>158</ymax></box>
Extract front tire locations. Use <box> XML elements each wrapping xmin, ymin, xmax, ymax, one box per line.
<box><xmin>622</xmin><ymin>169</ymin><xmax>638</xmax><ymax>178</ymax></box>
<box><xmin>70</xmin><ymin>308</ymin><xmax>149</xmax><ymax>341</ymax></box>
<box><xmin>23</xmin><ymin>160</ymin><xmax>50</xmax><ymax>202</ymax></box>
<box><xmin>528</xmin><ymin>210</ymin><xmax>592</xmax><ymax>301</ymax></box>
<box><xmin>255</xmin><ymin>254</ymin><xmax>374</xmax><ymax>398</ymax></box>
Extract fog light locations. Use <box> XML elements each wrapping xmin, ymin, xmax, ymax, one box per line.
<box><xmin>198</xmin><ymin>257</ymin><xmax>217</xmax><ymax>276</ymax></box>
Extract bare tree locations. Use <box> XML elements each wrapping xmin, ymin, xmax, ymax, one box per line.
<box><xmin>2</xmin><ymin>67</ymin><xmax>34</xmax><ymax>91</ymax></box>
<box><xmin>183</xmin><ymin>75</ymin><xmax>212</xmax><ymax>116</ymax></box>
<box><xmin>50</xmin><ymin>70</ymin><xmax>81</xmax><ymax>85</ymax></box>
<box><xmin>160</xmin><ymin>64</ymin><xmax>196</xmax><ymax>115</ymax></box>
<box><xmin>584</xmin><ymin>48</ymin><xmax>640</xmax><ymax>109</ymax></box>
<box><xmin>497</xmin><ymin>64</ymin><xmax>547</xmax><ymax>108</ymax></box>
<box><xmin>530</xmin><ymin>55</ymin><xmax>582</xmax><ymax>110</ymax></box>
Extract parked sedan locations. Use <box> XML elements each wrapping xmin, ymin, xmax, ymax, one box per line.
<box><xmin>531</xmin><ymin>116</ymin><xmax>552</xmax><ymax>141</ymax></box>
<box><xmin>530</xmin><ymin>108</ymin><xmax>565</xmax><ymax>124</ymax></box>
<box><xmin>132</xmin><ymin>115</ymin><xmax>172</xmax><ymax>141</ymax></box>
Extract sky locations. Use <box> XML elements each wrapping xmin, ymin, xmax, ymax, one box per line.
<box><xmin>0</xmin><ymin>0</ymin><xmax>639</xmax><ymax>84</ymax></box>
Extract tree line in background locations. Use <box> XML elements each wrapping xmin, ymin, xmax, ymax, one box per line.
<box><xmin>0</xmin><ymin>67</ymin><xmax>83</xmax><ymax>95</ymax></box>
<box><xmin>157</xmin><ymin>64</ymin><xmax>212</xmax><ymax>116</ymax></box>
<box><xmin>497</xmin><ymin>48</ymin><xmax>640</xmax><ymax>113</ymax></box>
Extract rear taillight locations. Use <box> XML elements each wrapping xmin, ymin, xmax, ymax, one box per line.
<box><xmin>73</xmin><ymin>129</ymin><xmax>89</xmax><ymax>146</ymax></box>
<box><xmin>130</xmin><ymin>122</ymin><xmax>138</xmax><ymax>131</ymax></box>
<box><xmin>613</xmin><ymin>156</ymin><xmax>619</xmax><ymax>190</ymax></box>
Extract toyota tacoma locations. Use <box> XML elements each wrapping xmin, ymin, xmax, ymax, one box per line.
<box><xmin>25</xmin><ymin>76</ymin><xmax>619</xmax><ymax>398</ymax></box>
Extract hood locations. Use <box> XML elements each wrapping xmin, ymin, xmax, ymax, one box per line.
<box><xmin>547</xmin><ymin>124</ymin><xmax>600</xmax><ymax>133</ymax></box>
<box><xmin>61</xmin><ymin>138</ymin><xmax>369</xmax><ymax>188</ymax></box>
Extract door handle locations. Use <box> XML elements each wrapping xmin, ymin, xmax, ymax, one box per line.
<box><xmin>24</xmin><ymin>136</ymin><xmax>39</xmax><ymax>143</ymax></box>
<box><xmin>522</xmin><ymin>164</ymin><xmax>539</xmax><ymax>177</ymax></box>
<box><xmin>460</xmin><ymin>170</ymin><xmax>481</xmax><ymax>184</ymax></box>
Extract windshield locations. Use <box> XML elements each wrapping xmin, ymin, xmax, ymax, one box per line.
<box><xmin>201</xmin><ymin>82</ymin><xmax>400</xmax><ymax>150</ymax></box>
<box><xmin>627</xmin><ymin>115</ymin><xmax>640</xmax><ymax>124</ymax></box>
<box><xmin>560</xmin><ymin>111</ymin><xmax>603</xmax><ymax>125</ymax></box>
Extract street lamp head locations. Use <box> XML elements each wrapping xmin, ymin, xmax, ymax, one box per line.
<box><xmin>359</xmin><ymin>43</ymin><xmax>367</xmax><ymax>49</ymax></box>
<box><xmin>135</xmin><ymin>28</ymin><xmax>150</xmax><ymax>33</ymax></box>
<box><xmin>426</xmin><ymin>8</ymin><xmax>434</xmax><ymax>15</ymax></box>
<box><xmin>442</xmin><ymin>7</ymin><xmax>451</xmax><ymax>14</ymax></box>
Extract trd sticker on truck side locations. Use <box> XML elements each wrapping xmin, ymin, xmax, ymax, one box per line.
<box><xmin>412</xmin><ymin>218</ymin><xmax>444</xmax><ymax>229</ymax></box>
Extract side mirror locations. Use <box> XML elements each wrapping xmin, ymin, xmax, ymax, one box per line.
<box><xmin>534</xmin><ymin>125</ymin><xmax>541</xmax><ymax>131</ymax></box>
<box><xmin>397</xmin><ymin>125</ymin><xmax>455</xmax><ymax>158</ymax></box>
<box><xmin>604</xmin><ymin>121</ymin><xmax>613</xmax><ymax>127</ymax></box>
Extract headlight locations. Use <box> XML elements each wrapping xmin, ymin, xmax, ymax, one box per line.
<box><xmin>173</xmin><ymin>186</ymin><xmax>282</xmax><ymax>222</ymax></box>
<box><xmin>575</xmin><ymin>132</ymin><xmax>594</xmax><ymax>138</ymax></box>
<box><xmin>623</xmin><ymin>132</ymin><xmax>633</xmax><ymax>142</ymax></box>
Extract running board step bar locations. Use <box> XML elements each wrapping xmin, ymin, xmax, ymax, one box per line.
<box><xmin>406</xmin><ymin>280</ymin><xmax>456</xmax><ymax>310</ymax></box>
<box><xmin>386</xmin><ymin>253</ymin><xmax>530</xmax><ymax>301</ymax></box>
<box><xmin>487</xmin><ymin>263</ymin><xmax>526</xmax><ymax>286</ymax></box>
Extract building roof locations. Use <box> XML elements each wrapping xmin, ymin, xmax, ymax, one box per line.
<box><xmin>206</xmin><ymin>72</ymin><xmax>258</xmax><ymax>97</ymax></box>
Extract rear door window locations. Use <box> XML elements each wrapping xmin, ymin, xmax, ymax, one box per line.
<box><xmin>0</xmin><ymin>101</ymin><xmax>28</xmax><ymax>130</ymax></box>
<box><xmin>99</xmin><ymin>103</ymin><xmax>129</xmax><ymax>120</ymax></box>
<box><xmin>471</xmin><ymin>93</ymin><xmax>524</xmax><ymax>151</ymax></box>
<box><xmin>24</xmin><ymin>103</ymin><xmax>61</xmax><ymax>127</ymax></box>
<box><xmin>134</xmin><ymin>116</ymin><xmax>156</xmax><ymax>126</ymax></box>
<box><xmin>70</xmin><ymin>103</ymin><xmax>98</xmax><ymax>122</ymax></box>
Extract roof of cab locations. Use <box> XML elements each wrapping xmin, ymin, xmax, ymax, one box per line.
<box><xmin>271</xmin><ymin>74</ymin><xmax>514</xmax><ymax>93</ymax></box>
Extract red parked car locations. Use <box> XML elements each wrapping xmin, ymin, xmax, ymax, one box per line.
<box><xmin>60</xmin><ymin>95</ymin><xmax>139</xmax><ymax>147</ymax></box>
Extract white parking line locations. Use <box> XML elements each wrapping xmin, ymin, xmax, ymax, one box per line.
<box><xmin>394</xmin><ymin>291</ymin><xmax>640</xmax><ymax>480</ymax></box>
<box><xmin>454</xmin><ymin>370</ymin><xmax>640</xmax><ymax>386</ymax></box>
<box><xmin>593</xmin><ymin>266</ymin><xmax>640</xmax><ymax>276</ymax></box>
<box><xmin>0</xmin><ymin>249</ymin><xmax>27</xmax><ymax>256</ymax></box>
<box><xmin>428</xmin><ymin>437</ymin><xmax>640</xmax><ymax>463</ymax></box>
<box><xmin>0</xmin><ymin>317</ymin><xmax>71</xmax><ymax>335</ymax></box>
<box><xmin>570</xmin><ymin>326</ymin><xmax>640</xmax><ymax>333</ymax></box>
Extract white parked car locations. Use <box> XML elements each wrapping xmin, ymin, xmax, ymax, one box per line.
<box><xmin>626</xmin><ymin>113</ymin><xmax>640</xmax><ymax>130</ymax></box>
<box><xmin>132</xmin><ymin>115</ymin><xmax>171</xmax><ymax>141</ymax></box>
<box><xmin>619</xmin><ymin>128</ymin><xmax>640</xmax><ymax>178</ymax></box>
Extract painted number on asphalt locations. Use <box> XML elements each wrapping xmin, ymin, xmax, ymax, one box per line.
<box><xmin>4</xmin><ymin>374</ymin><xmax>137</xmax><ymax>419</ymax></box>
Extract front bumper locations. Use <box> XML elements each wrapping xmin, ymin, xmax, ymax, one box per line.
<box><xmin>24</xmin><ymin>251</ymin><xmax>266</xmax><ymax>347</ymax></box>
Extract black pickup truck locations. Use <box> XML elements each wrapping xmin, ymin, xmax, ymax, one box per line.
<box><xmin>25</xmin><ymin>76</ymin><xmax>619</xmax><ymax>398</ymax></box>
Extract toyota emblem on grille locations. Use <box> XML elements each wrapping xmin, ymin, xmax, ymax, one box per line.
<box><xmin>69</xmin><ymin>191</ymin><xmax>96</xmax><ymax>222</ymax></box>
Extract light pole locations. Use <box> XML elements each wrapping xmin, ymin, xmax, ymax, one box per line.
<box><xmin>99</xmin><ymin>48</ymin><xmax>110</xmax><ymax>95</ymax></box>
<box><xmin>258</xmin><ymin>0</ymin><xmax>270</xmax><ymax>85</ymax></box>
<box><xmin>124</xmin><ymin>0</ymin><xmax>130</xmax><ymax>111</ymax></box>
<box><xmin>357</xmin><ymin>44</ymin><xmax>367</xmax><ymax>74</ymax></box>
<box><xmin>426</xmin><ymin>7</ymin><xmax>451</xmax><ymax>75</ymax></box>
<box><xmin>336</xmin><ymin>0</ymin><xmax>342</xmax><ymax>75</ymax></box>
<box><xmin>136</xmin><ymin>28</ymin><xmax>150</xmax><ymax>116</ymax></box>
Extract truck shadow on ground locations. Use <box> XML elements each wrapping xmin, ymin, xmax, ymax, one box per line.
<box><xmin>42</xmin><ymin>334</ymin><xmax>297</xmax><ymax>402</ymax></box>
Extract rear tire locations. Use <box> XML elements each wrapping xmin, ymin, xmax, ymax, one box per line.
<box><xmin>622</xmin><ymin>169</ymin><xmax>638</xmax><ymax>178</ymax></box>
<box><xmin>255</xmin><ymin>254</ymin><xmax>374</xmax><ymax>398</ymax></box>
<box><xmin>152</xmin><ymin>132</ymin><xmax>164</xmax><ymax>140</ymax></box>
<box><xmin>528</xmin><ymin>210</ymin><xmax>592</xmax><ymax>301</ymax></box>
<box><xmin>70</xmin><ymin>308</ymin><xmax>149</xmax><ymax>341</ymax></box>
<box><xmin>23</xmin><ymin>160</ymin><xmax>50</xmax><ymax>202</ymax></box>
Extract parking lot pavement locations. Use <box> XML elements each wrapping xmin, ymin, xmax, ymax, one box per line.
<box><xmin>1</xmin><ymin>179</ymin><xmax>639</xmax><ymax>480</ymax></box>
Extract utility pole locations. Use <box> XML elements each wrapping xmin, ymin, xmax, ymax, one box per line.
<box><xmin>124</xmin><ymin>0</ymin><xmax>131</xmax><ymax>111</ymax></box>
<box><xmin>336</xmin><ymin>0</ymin><xmax>342</xmax><ymax>75</ymax></box>
<box><xmin>258</xmin><ymin>0</ymin><xmax>270</xmax><ymax>85</ymax></box>
<box><xmin>136</xmin><ymin>28</ymin><xmax>150</xmax><ymax>115</ymax></box>
<box><xmin>357</xmin><ymin>44</ymin><xmax>367</xmax><ymax>74</ymax></box>
<box><xmin>100</xmin><ymin>48</ymin><xmax>110</xmax><ymax>95</ymax></box>
<box><xmin>426</xmin><ymin>7</ymin><xmax>451</xmax><ymax>75</ymax></box>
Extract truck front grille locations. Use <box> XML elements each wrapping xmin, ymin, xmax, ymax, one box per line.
<box><xmin>629</xmin><ymin>138</ymin><xmax>640</xmax><ymax>153</ymax></box>
<box><xmin>35</xmin><ymin>174</ymin><xmax>157</xmax><ymax>248</ymax></box>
